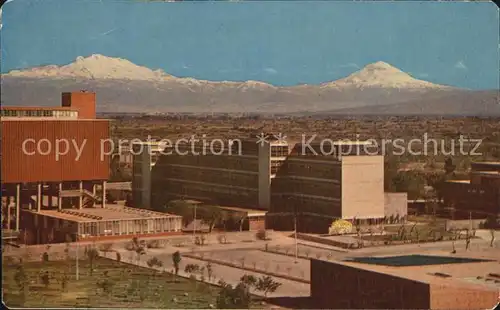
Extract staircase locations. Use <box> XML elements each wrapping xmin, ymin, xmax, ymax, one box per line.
<box><xmin>59</xmin><ymin>189</ymin><xmax>101</xmax><ymax>208</ymax></box>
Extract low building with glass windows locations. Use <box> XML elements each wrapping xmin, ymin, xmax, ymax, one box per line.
<box><xmin>19</xmin><ymin>204</ymin><xmax>183</xmax><ymax>244</ymax></box>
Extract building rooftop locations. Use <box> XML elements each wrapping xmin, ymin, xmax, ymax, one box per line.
<box><xmin>168</xmin><ymin>199</ymin><xmax>267</xmax><ymax>216</ymax></box>
<box><xmin>446</xmin><ymin>180</ymin><xmax>471</xmax><ymax>184</ymax></box>
<box><xmin>24</xmin><ymin>205</ymin><xmax>181</xmax><ymax>222</ymax></box>
<box><xmin>212</xmin><ymin>205</ymin><xmax>267</xmax><ymax>217</ymax></box>
<box><xmin>1</xmin><ymin>118</ymin><xmax>108</xmax><ymax>122</ymax></box>
<box><xmin>317</xmin><ymin>250</ymin><xmax>500</xmax><ymax>292</ymax></box>
<box><xmin>1</xmin><ymin>106</ymin><xmax>76</xmax><ymax>111</ymax></box>
<box><xmin>344</xmin><ymin>255</ymin><xmax>493</xmax><ymax>267</ymax></box>
<box><xmin>473</xmin><ymin>161</ymin><xmax>500</xmax><ymax>165</ymax></box>
<box><xmin>472</xmin><ymin>171</ymin><xmax>500</xmax><ymax>176</ymax></box>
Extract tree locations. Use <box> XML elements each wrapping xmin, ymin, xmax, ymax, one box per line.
<box><xmin>390</xmin><ymin>171</ymin><xmax>426</xmax><ymax>200</ymax></box>
<box><xmin>424</xmin><ymin>189</ymin><xmax>439</xmax><ymax>217</ymax></box>
<box><xmin>444</xmin><ymin>157</ymin><xmax>456</xmax><ymax>175</ymax></box>
<box><xmin>384</xmin><ymin>156</ymin><xmax>400</xmax><ymax>192</ymax></box>
<box><xmin>87</xmin><ymin>248</ymin><xmax>99</xmax><ymax>276</ymax></box>
<box><xmin>14</xmin><ymin>264</ymin><xmax>28</xmax><ymax>305</ymax></box>
<box><xmin>255</xmin><ymin>276</ymin><xmax>282</xmax><ymax>297</ymax></box>
<box><xmin>240</xmin><ymin>274</ymin><xmax>257</xmax><ymax>292</ymax></box>
<box><xmin>99</xmin><ymin>243</ymin><xmax>114</xmax><ymax>252</ymax></box>
<box><xmin>127</xmin><ymin>279</ymin><xmax>148</xmax><ymax>302</ymax></box>
<box><xmin>97</xmin><ymin>272</ymin><xmax>115</xmax><ymax>295</ymax></box>
<box><xmin>206</xmin><ymin>262</ymin><xmax>214</xmax><ymax>282</ymax></box>
<box><xmin>172</xmin><ymin>251</ymin><xmax>181</xmax><ymax>276</ymax></box>
<box><xmin>61</xmin><ymin>272</ymin><xmax>68</xmax><ymax>292</ymax></box>
<box><xmin>465</xmin><ymin>229</ymin><xmax>471</xmax><ymax>251</ymax></box>
<box><xmin>40</xmin><ymin>271</ymin><xmax>50</xmax><ymax>287</ymax></box>
<box><xmin>125</xmin><ymin>193</ymin><xmax>133</xmax><ymax>207</ymax></box>
<box><xmin>162</xmin><ymin>200</ymin><xmax>196</xmax><ymax>226</ymax></box>
<box><xmin>216</xmin><ymin>281</ymin><xmax>251</xmax><ymax>309</ymax></box>
<box><xmin>397</xmin><ymin>224</ymin><xmax>407</xmax><ymax>243</ymax></box>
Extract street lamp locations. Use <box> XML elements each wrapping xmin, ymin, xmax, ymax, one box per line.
<box><xmin>74</xmin><ymin>232</ymin><xmax>80</xmax><ymax>281</ymax></box>
<box><xmin>288</xmin><ymin>196</ymin><xmax>298</xmax><ymax>263</ymax></box>
<box><xmin>193</xmin><ymin>203</ymin><xmax>197</xmax><ymax>244</ymax></box>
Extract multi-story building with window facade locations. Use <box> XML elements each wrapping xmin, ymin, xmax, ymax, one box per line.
<box><xmin>270</xmin><ymin>142</ymin><xmax>385</xmax><ymax>231</ymax></box>
<box><xmin>1</xmin><ymin>91</ymin><xmax>182</xmax><ymax>244</ymax></box>
<box><xmin>131</xmin><ymin>137</ymin><xmax>394</xmax><ymax>232</ymax></box>
<box><xmin>443</xmin><ymin>161</ymin><xmax>500</xmax><ymax>222</ymax></box>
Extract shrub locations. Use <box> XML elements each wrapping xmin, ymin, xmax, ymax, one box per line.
<box><xmin>97</xmin><ymin>278</ymin><xmax>115</xmax><ymax>294</ymax></box>
<box><xmin>185</xmin><ymin>264</ymin><xmax>200</xmax><ymax>274</ymax></box>
<box><xmin>217</xmin><ymin>234</ymin><xmax>227</xmax><ymax>244</ymax></box>
<box><xmin>147</xmin><ymin>256</ymin><xmax>163</xmax><ymax>268</ymax></box>
<box><xmin>255</xmin><ymin>229</ymin><xmax>267</xmax><ymax>240</ymax></box>
<box><xmin>42</xmin><ymin>252</ymin><xmax>49</xmax><ymax>262</ymax></box>
<box><xmin>147</xmin><ymin>240</ymin><xmax>161</xmax><ymax>249</ymax></box>
<box><xmin>125</xmin><ymin>242</ymin><xmax>135</xmax><ymax>251</ymax></box>
<box><xmin>99</xmin><ymin>243</ymin><xmax>114</xmax><ymax>252</ymax></box>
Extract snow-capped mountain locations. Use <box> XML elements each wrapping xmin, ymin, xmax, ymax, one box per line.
<box><xmin>2</xmin><ymin>55</ymin><xmax>498</xmax><ymax>115</ymax></box>
<box><xmin>6</xmin><ymin>54</ymin><xmax>173</xmax><ymax>81</ymax></box>
<box><xmin>5</xmin><ymin>55</ymin><xmax>448</xmax><ymax>89</ymax></box>
<box><xmin>323</xmin><ymin>61</ymin><xmax>451</xmax><ymax>90</ymax></box>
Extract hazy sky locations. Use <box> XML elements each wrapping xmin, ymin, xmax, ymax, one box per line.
<box><xmin>1</xmin><ymin>0</ymin><xmax>499</xmax><ymax>89</ymax></box>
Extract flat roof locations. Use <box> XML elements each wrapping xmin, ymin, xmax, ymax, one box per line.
<box><xmin>472</xmin><ymin>171</ymin><xmax>500</xmax><ymax>176</ymax></box>
<box><xmin>23</xmin><ymin>205</ymin><xmax>181</xmax><ymax>223</ymax></box>
<box><xmin>345</xmin><ymin>255</ymin><xmax>493</xmax><ymax>267</ymax></box>
<box><xmin>316</xmin><ymin>250</ymin><xmax>500</xmax><ymax>292</ymax></box>
<box><xmin>1</xmin><ymin>119</ymin><xmax>108</xmax><ymax>122</ymax></box>
<box><xmin>1</xmin><ymin>106</ymin><xmax>76</xmax><ymax>111</ymax></box>
<box><xmin>213</xmin><ymin>205</ymin><xmax>267</xmax><ymax>216</ymax></box>
<box><xmin>446</xmin><ymin>180</ymin><xmax>471</xmax><ymax>184</ymax></box>
<box><xmin>167</xmin><ymin>199</ymin><xmax>266</xmax><ymax>216</ymax></box>
<box><xmin>473</xmin><ymin>161</ymin><xmax>500</xmax><ymax>165</ymax></box>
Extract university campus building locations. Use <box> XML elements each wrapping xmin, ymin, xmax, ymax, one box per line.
<box><xmin>131</xmin><ymin>137</ymin><xmax>407</xmax><ymax>233</ymax></box>
<box><xmin>1</xmin><ymin>92</ymin><xmax>182</xmax><ymax>244</ymax></box>
<box><xmin>310</xmin><ymin>253</ymin><xmax>499</xmax><ymax>309</ymax></box>
<box><xmin>442</xmin><ymin>161</ymin><xmax>500</xmax><ymax>223</ymax></box>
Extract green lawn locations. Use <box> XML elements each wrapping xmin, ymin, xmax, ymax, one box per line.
<box><xmin>2</xmin><ymin>257</ymin><xmax>218</xmax><ymax>308</ymax></box>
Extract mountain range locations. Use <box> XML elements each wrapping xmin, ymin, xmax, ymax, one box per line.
<box><xmin>2</xmin><ymin>54</ymin><xmax>499</xmax><ymax>115</ymax></box>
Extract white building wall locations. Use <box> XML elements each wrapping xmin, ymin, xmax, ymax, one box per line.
<box><xmin>341</xmin><ymin>156</ymin><xmax>385</xmax><ymax>220</ymax></box>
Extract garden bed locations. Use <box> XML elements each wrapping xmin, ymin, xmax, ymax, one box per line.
<box><xmin>183</xmin><ymin>253</ymin><xmax>310</xmax><ymax>284</ymax></box>
<box><xmin>2</xmin><ymin>256</ymin><xmax>218</xmax><ymax>308</ymax></box>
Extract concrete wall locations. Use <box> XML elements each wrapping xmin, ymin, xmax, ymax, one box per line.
<box><xmin>384</xmin><ymin>192</ymin><xmax>408</xmax><ymax>218</ymax></box>
<box><xmin>445</xmin><ymin>219</ymin><xmax>486</xmax><ymax>230</ymax></box>
<box><xmin>248</xmin><ymin>217</ymin><xmax>266</xmax><ymax>231</ymax></box>
<box><xmin>341</xmin><ymin>156</ymin><xmax>385</xmax><ymax>220</ymax></box>
<box><xmin>311</xmin><ymin>259</ymin><xmax>430</xmax><ymax>309</ymax></box>
<box><xmin>430</xmin><ymin>284</ymin><xmax>498</xmax><ymax>310</ymax></box>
